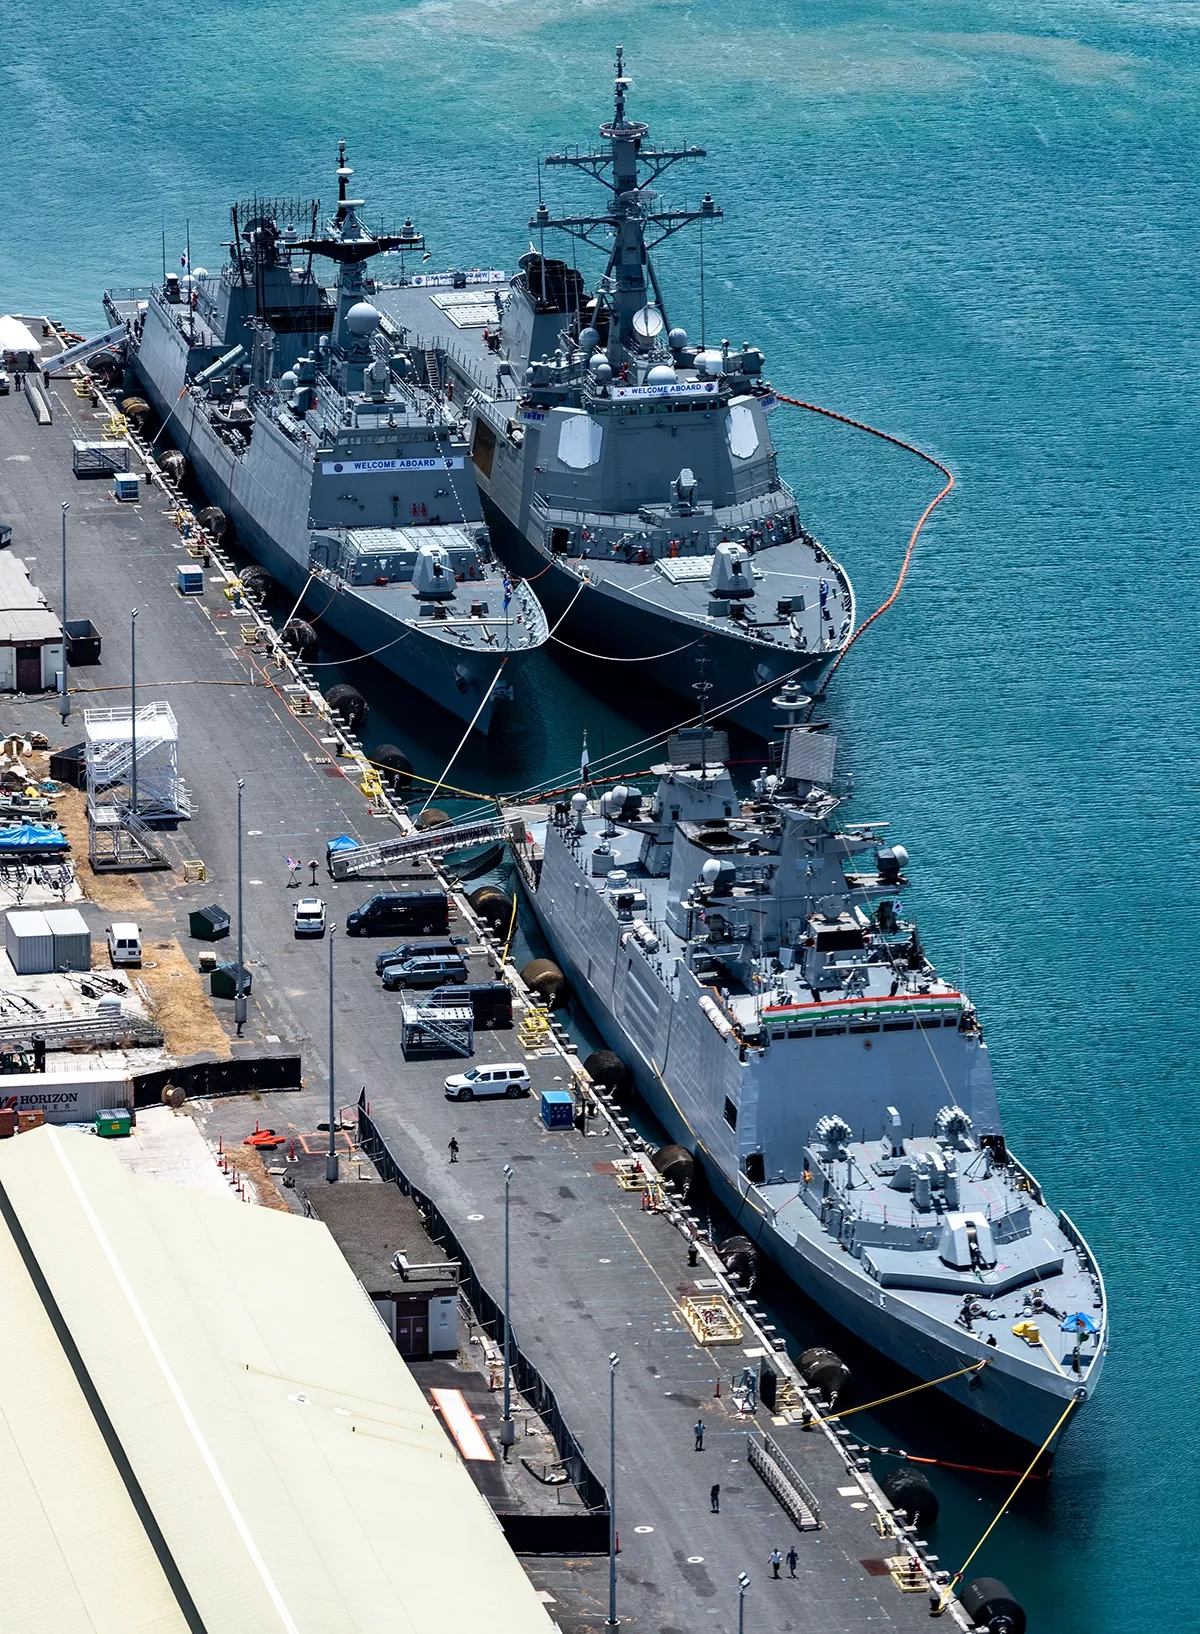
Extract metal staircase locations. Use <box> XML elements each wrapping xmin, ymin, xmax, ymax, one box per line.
<box><xmin>424</xmin><ymin>348</ymin><xmax>441</xmax><ymax>393</ymax></box>
<box><xmin>400</xmin><ymin>1001</ymin><xmax>473</xmax><ymax>1058</ymax></box>
<box><xmin>329</xmin><ymin>813</ymin><xmax>510</xmax><ymax>879</ymax></box>
<box><xmin>747</xmin><ymin>1432</ymin><xmax>821</xmax><ymax>1531</ymax></box>
<box><xmin>0</xmin><ymin>1012</ymin><xmax>164</xmax><ymax>1053</ymax></box>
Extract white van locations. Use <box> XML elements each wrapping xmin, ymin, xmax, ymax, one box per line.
<box><xmin>106</xmin><ymin>922</ymin><xmax>142</xmax><ymax>967</ymax></box>
<box><xmin>443</xmin><ymin>1063</ymin><xmax>531</xmax><ymax>1101</ymax></box>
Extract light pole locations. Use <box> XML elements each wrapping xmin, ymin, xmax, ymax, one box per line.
<box><xmin>59</xmin><ymin>503</ymin><xmax>69</xmax><ymax>724</ymax></box>
<box><xmin>738</xmin><ymin>1572</ymin><xmax>750</xmax><ymax>1634</ymax></box>
<box><xmin>326</xmin><ymin>926</ymin><xmax>338</xmax><ymax>1182</ymax></box>
<box><xmin>501</xmin><ymin>1162</ymin><xmax>515</xmax><ymax>1458</ymax></box>
<box><xmin>129</xmin><ymin>609</ymin><xmax>139</xmax><ymax>815</ymax></box>
<box><xmin>235</xmin><ymin>778</ymin><xmax>246</xmax><ymax>1036</ymax></box>
<box><xmin>607</xmin><ymin>1352</ymin><xmax>620</xmax><ymax>1628</ymax></box>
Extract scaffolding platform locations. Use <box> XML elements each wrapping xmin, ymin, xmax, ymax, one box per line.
<box><xmin>84</xmin><ymin>702</ymin><xmax>191</xmax><ymax>820</ymax></box>
<box><xmin>400</xmin><ymin>1002</ymin><xmax>474</xmax><ymax>1058</ymax></box>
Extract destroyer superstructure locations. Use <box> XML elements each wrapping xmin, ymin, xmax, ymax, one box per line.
<box><xmin>374</xmin><ymin>51</ymin><xmax>854</xmax><ymax>738</ymax></box>
<box><xmin>514</xmin><ymin>688</ymin><xmax>1106</xmax><ymax>1449</ymax></box>
<box><xmin>104</xmin><ymin>151</ymin><xmax>547</xmax><ymax>733</ymax></box>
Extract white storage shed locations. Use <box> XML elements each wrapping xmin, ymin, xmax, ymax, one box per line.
<box><xmin>42</xmin><ymin>907</ymin><xmax>92</xmax><ymax>971</ymax></box>
<box><xmin>4</xmin><ymin>909</ymin><xmax>54</xmax><ymax>975</ymax></box>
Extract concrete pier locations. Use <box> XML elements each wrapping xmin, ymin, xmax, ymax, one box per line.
<box><xmin>0</xmin><ymin>346</ymin><xmax>967</xmax><ymax>1633</ymax></box>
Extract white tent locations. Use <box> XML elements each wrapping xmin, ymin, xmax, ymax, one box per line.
<box><xmin>0</xmin><ymin>315</ymin><xmax>42</xmax><ymax>355</ymax></box>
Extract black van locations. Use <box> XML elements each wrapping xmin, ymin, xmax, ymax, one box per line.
<box><xmin>345</xmin><ymin>889</ymin><xmax>448</xmax><ymax>937</ymax></box>
<box><xmin>427</xmin><ymin>981</ymin><xmax>513</xmax><ymax>1028</ymax></box>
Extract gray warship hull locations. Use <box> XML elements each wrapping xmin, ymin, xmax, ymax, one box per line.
<box><xmin>125</xmin><ymin>313</ymin><xmax>511</xmax><ymax>732</ymax></box>
<box><xmin>478</xmin><ymin>491</ymin><xmax>841</xmax><ymax>737</ymax></box>
<box><xmin>515</xmin><ymin>742</ymin><xmax>1106</xmax><ymax>1453</ymax></box>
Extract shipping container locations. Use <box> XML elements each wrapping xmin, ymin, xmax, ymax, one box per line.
<box><xmin>5</xmin><ymin>909</ymin><xmax>54</xmax><ymax>975</ymax></box>
<box><xmin>72</xmin><ymin>440</ymin><xmax>130</xmax><ymax>477</ymax></box>
<box><xmin>0</xmin><ymin>1068</ymin><xmax>132</xmax><ymax>1126</ymax></box>
<box><xmin>42</xmin><ymin>907</ymin><xmax>91</xmax><ymax>971</ymax></box>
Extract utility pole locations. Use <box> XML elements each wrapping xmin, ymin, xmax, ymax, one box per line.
<box><xmin>607</xmin><ymin>1352</ymin><xmax>620</xmax><ymax>1627</ymax></box>
<box><xmin>129</xmin><ymin>609</ymin><xmax>139</xmax><ymax>814</ymax></box>
<box><xmin>235</xmin><ymin>778</ymin><xmax>247</xmax><ymax>1036</ymax></box>
<box><xmin>59</xmin><ymin>504</ymin><xmax>69</xmax><ymax>724</ymax></box>
<box><xmin>738</xmin><ymin>1572</ymin><xmax>750</xmax><ymax>1634</ymax></box>
<box><xmin>326</xmin><ymin>927</ymin><xmax>339</xmax><ymax>1182</ymax></box>
<box><xmin>501</xmin><ymin>1163</ymin><xmax>515</xmax><ymax>1457</ymax></box>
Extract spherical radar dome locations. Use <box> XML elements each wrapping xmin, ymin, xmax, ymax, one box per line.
<box><xmin>345</xmin><ymin>301</ymin><xmax>382</xmax><ymax>337</ymax></box>
<box><xmin>647</xmin><ymin>364</ymin><xmax>677</xmax><ymax>386</ymax></box>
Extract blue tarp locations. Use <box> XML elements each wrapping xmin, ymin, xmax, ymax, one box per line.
<box><xmin>0</xmin><ymin>822</ymin><xmax>68</xmax><ymax>851</ymax></box>
<box><xmin>326</xmin><ymin>834</ymin><xmax>360</xmax><ymax>854</ymax></box>
<box><xmin>1060</xmin><ymin>1312</ymin><xmax>1098</xmax><ymax>1335</ymax></box>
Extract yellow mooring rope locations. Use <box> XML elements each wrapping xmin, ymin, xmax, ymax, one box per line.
<box><xmin>935</xmin><ymin>1392</ymin><xmax>1081</xmax><ymax>1614</ymax></box>
<box><xmin>810</xmin><ymin>1359</ymin><xmax>989</xmax><ymax>1426</ymax></box>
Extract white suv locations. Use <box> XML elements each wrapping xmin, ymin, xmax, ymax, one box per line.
<box><xmin>444</xmin><ymin>1063</ymin><xmax>531</xmax><ymax>1101</ymax></box>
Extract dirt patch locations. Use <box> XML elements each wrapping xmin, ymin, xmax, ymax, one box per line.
<box><xmin>138</xmin><ymin>937</ymin><xmax>231</xmax><ymax>1060</ymax></box>
<box><xmin>53</xmin><ymin>783</ymin><xmax>152</xmax><ymax>913</ymax></box>
<box><xmin>225</xmin><ymin>1141</ymin><xmax>290</xmax><ymax>1212</ymax></box>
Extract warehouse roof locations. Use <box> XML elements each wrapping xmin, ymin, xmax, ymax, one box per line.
<box><xmin>306</xmin><ymin>1182</ymin><xmax>456</xmax><ymax>1293</ymax></box>
<box><xmin>0</xmin><ymin>1127</ymin><xmax>556</xmax><ymax>1634</ymax></box>
<box><xmin>0</xmin><ymin>554</ymin><xmax>60</xmax><ymax>644</ymax></box>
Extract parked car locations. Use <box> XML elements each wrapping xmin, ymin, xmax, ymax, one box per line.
<box><xmin>345</xmin><ymin>889</ymin><xmax>448</xmax><ymax>937</ymax></box>
<box><xmin>293</xmin><ymin>897</ymin><xmax>326</xmax><ymax>938</ymax></box>
<box><xmin>384</xmin><ymin>955</ymin><xmax>469</xmax><ymax>990</ymax></box>
<box><xmin>444</xmin><ymin>1063</ymin><xmax>531</xmax><ymax>1101</ymax></box>
<box><xmin>0</xmin><ymin>370</ymin><xmax>10</xmax><ymax>396</ymax></box>
<box><xmin>427</xmin><ymin>981</ymin><xmax>513</xmax><ymax>1028</ymax></box>
<box><xmin>375</xmin><ymin>938</ymin><xmax>462</xmax><ymax>975</ymax></box>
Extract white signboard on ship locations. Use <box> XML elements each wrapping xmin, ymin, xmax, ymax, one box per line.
<box><xmin>609</xmin><ymin>380</ymin><xmax>719</xmax><ymax>401</ymax></box>
<box><xmin>321</xmin><ymin>457</ymin><xmax>465</xmax><ymax>475</ymax></box>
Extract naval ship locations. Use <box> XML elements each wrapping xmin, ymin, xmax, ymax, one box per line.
<box><xmin>514</xmin><ymin>690</ymin><xmax>1106</xmax><ymax>1449</ymax></box>
<box><xmin>374</xmin><ymin>50</ymin><xmax>854</xmax><ymax>740</ymax></box>
<box><xmin>103</xmin><ymin>154</ymin><xmax>548</xmax><ymax>733</ymax></box>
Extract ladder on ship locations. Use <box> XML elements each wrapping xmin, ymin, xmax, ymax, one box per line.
<box><xmin>424</xmin><ymin>348</ymin><xmax>441</xmax><ymax>394</ymax></box>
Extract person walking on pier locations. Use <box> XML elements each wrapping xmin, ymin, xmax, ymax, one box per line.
<box><xmin>694</xmin><ymin>1418</ymin><xmax>705</xmax><ymax>1451</ymax></box>
<box><xmin>769</xmin><ymin>1549</ymin><xmax>782</xmax><ymax>1579</ymax></box>
<box><xmin>448</xmin><ymin>1136</ymin><xmax>459</xmax><ymax>1163</ymax></box>
<box><xmin>710</xmin><ymin>1483</ymin><xmax>720</xmax><ymax>1513</ymax></box>
<box><xmin>786</xmin><ymin>1546</ymin><xmax>798</xmax><ymax>1578</ymax></box>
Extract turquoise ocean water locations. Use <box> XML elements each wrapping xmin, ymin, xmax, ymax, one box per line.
<box><xmin>5</xmin><ymin>3</ymin><xmax>1199</xmax><ymax>1626</ymax></box>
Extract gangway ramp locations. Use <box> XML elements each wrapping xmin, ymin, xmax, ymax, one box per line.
<box><xmin>329</xmin><ymin>813</ymin><xmax>514</xmax><ymax>879</ymax></box>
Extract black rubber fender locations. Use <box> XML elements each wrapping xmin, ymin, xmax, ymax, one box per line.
<box><xmin>879</xmin><ymin>1465</ymin><xmax>939</xmax><ymax>1527</ymax></box>
<box><xmin>372</xmin><ymin>744</ymin><xmax>412</xmax><ymax>791</ymax></box>
<box><xmin>959</xmin><ymin>1578</ymin><xmax>1025</xmax><ymax>1634</ymax></box>
<box><xmin>415</xmin><ymin>807</ymin><xmax>452</xmax><ymax>830</ymax></box>
<box><xmin>325</xmin><ymin>684</ymin><xmax>367</xmax><ymax>729</ymax></box>
<box><xmin>468</xmin><ymin>885</ymin><xmax>513</xmax><ymax>932</ymax></box>
<box><xmin>283</xmin><ymin>619</ymin><xmax>318</xmax><ymax>657</ymax></box>
<box><xmin>654</xmin><ymin>1143</ymin><xmax>695</xmax><ymax>1197</ymax></box>
<box><xmin>717</xmin><ymin>1233</ymin><xmax>758</xmax><ymax>1288</ymax></box>
<box><xmin>520</xmin><ymin>958</ymin><xmax>567</xmax><ymax>1008</ymax></box>
<box><xmin>583</xmin><ymin>1050</ymin><xmax>629</xmax><ymax>1098</ymax></box>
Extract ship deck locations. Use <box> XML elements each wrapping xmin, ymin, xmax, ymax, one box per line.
<box><xmin>0</xmin><ymin>343</ymin><xmax>967</xmax><ymax>1633</ymax></box>
<box><xmin>374</xmin><ymin>278</ymin><xmax>508</xmax><ymax>396</ymax></box>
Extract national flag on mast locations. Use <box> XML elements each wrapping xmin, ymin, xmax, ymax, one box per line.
<box><xmin>580</xmin><ymin>730</ymin><xmax>590</xmax><ymax>786</ymax></box>
<box><xmin>502</xmin><ymin>576</ymin><xmax>513</xmax><ymax>611</ymax></box>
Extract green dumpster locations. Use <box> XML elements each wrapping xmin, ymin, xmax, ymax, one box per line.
<box><xmin>95</xmin><ymin>1107</ymin><xmax>131</xmax><ymax>1139</ymax></box>
<box><xmin>210</xmin><ymin>962</ymin><xmax>252</xmax><ymax>1000</ymax></box>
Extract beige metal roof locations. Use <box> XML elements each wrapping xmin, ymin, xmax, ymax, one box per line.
<box><xmin>0</xmin><ymin>1127</ymin><xmax>558</xmax><ymax>1634</ymax></box>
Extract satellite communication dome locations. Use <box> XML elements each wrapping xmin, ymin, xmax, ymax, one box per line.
<box><xmin>701</xmin><ymin>858</ymin><xmax>723</xmax><ymax>886</ymax></box>
<box><xmin>579</xmin><ymin>326</ymin><xmax>601</xmax><ymax>352</ymax></box>
<box><xmin>594</xmin><ymin>361</ymin><xmax>613</xmax><ymax>384</ymax></box>
<box><xmin>647</xmin><ymin>364</ymin><xmax>676</xmax><ymax>386</ymax></box>
<box><xmin>632</xmin><ymin>303</ymin><xmax>665</xmax><ymax>340</ymax></box>
<box><xmin>696</xmin><ymin>348</ymin><xmax>725</xmax><ymax>375</ymax></box>
<box><xmin>345</xmin><ymin>301</ymin><xmax>382</xmax><ymax>337</ymax></box>
<box><xmin>668</xmin><ymin>326</ymin><xmax>689</xmax><ymax>348</ymax></box>
<box><xmin>279</xmin><ymin>370</ymin><xmax>298</xmax><ymax>391</ymax></box>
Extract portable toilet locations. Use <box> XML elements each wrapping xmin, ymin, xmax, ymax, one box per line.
<box><xmin>540</xmin><ymin>1088</ymin><xmax>575</xmax><ymax>1130</ymax></box>
<box><xmin>177</xmin><ymin>562</ymin><xmax>204</xmax><ymax>595</ymax></box>
<box><xmin>113</xmin><ymin>472</ymin><xmax>139</xmax><ymax>503</ymax></box>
